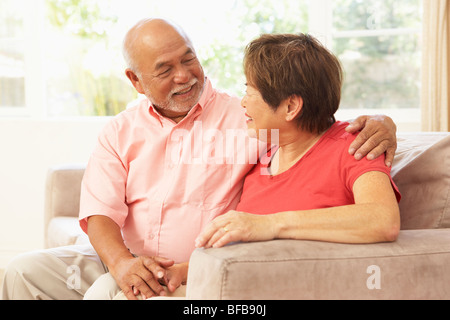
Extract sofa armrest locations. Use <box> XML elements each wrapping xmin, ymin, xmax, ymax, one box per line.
<box><xmin>44</xmin><ymin>163</ymin><xmax>86</xmax><ymax>240</ymax></box>
<box><xmin>186</xmin><ymin>229</ymin><xmax>450</xmax><ymax>300</ymax></box>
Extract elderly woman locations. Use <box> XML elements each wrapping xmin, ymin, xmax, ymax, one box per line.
<box><xmin>195</xmin><ymin>33</ymin><xmax>401</xmax><ymax>249</ymax></box>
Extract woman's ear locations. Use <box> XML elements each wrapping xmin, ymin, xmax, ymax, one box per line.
<box><xmin>285</xmin><ymin>95</ymin><xmax>303</xmax><ymax>122</ymax></box>
<box><xmin>125</xmin><ymin>69</ymin><xmax>145</xmax><ymax>94</ymax></box>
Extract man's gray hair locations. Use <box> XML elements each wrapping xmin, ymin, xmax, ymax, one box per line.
<box><xmin>122</xmin><ymin>18</ymin><xmax>194</xmax><ymax>77</ymax></box>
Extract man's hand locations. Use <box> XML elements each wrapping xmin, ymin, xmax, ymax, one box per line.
<box><xmin>346</xmin><ymin>115</ymin><xmax>397</xmax><ymax>167</ymax></box>
<box><xmin>87</xmin><ymin>216</ymin><xmax>175</xmax><ymax>300</ymax></box>
<box><xmin>162</xmin><ymin>262</ymin><xmax>189</xmax><ymax>293</ymax></box>
<box><xmin>109</xmin><ymin>255</ymin><xmax>174</xmax><ymax>300</ymax></box>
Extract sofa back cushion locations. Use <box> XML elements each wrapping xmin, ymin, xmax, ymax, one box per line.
<box><xmin>45</xmin><ymin>164</ymin><xmax>85</xmax><ymax>225</ymax></box>
<box><xmin>392</xmin><ymin>133</ymin><xmax>450</xmax><ymax>230</ymax></box>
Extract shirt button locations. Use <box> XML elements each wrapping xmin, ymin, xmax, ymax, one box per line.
<box><xmin>148</xmin><ymin>234</ymin><xmax>155</xmax><ymax>240</ymax></box>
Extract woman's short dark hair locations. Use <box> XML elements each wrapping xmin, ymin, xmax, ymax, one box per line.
<box><xmin>243</xmin><ymin>33</ymin><xmax>344</xmax><ymax>134</ymax></box>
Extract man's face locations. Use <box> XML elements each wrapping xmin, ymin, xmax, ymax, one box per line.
<box><xmin>135</xmin><ymin>35</ymin><xmax>205</xmax><ymax>119</ymax></box>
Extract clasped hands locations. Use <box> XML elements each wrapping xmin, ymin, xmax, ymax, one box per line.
<box><xmin>110</xmin><ymin>256</ymin><xmax>187</xmax><ymax>300</ymax></box>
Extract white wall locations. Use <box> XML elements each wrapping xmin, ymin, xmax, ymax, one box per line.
<box><xmin>0</xmin><ymin>117</ymin><xmax>109</xmax><ymax>268</ymax></box>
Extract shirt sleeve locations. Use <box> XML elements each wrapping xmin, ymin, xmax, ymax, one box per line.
<box><xmin>341</xmin><ymin>135</ymin><xmax>401</xmax><ymax>202</ymax></box>
<box><xmin>79</xmin><ymin>120</ymin><xmax>129</xmax><ymax>234</ymax></box>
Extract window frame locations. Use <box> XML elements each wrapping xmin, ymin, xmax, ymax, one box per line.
<box><xmin>0</xmin><ymin>0</ymin><xmax>45</xmax><ymax>118</ymax></box>
<box><xmin>1</xmin><ymin>0</ymin><xmax>422</xmax><ymax>130</ymax></box>
<box><xmin>308</xmin><ymin>0</ymin><xmax>422</xmax><ymax>131</ymax></box>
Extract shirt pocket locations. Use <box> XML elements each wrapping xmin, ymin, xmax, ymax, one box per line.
<box><xmin>202</xmin><ymin>163</ymin><xmax>233</xmax><ymax>208</ymax></box>
<box><xmin>172</xmin><ymin>162</ymin><xmax>232</xmax><ymax>210</ymax></box>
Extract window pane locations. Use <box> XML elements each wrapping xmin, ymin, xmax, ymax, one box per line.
<box><xmin>45</xmin><ymin>36</ymin><xmax>137</xmax><ymax>117</ymax></box>
<box><xmin>333</xmin><ymin>0</ymin><xmax>422</xmax><ymax>31</ymax></box>
<box><xmin>201</xmin><ymin>0</ymin><xmax>309</xmax><ymax>97</ymax></box>
<box><xmin>45</xmin><ymin>0</ymin><xmax>136</xmax><ymax>116</ymax></box>
<box><xmin>0</xmin><ymin>0</ymin><xmax>25</xmax><ymax>108</ymax></box>
<box><xmin>336</xmin><ymin>34</ymin><xmax>421</xmax><ymax>109</ymax></box>
<box><xmin>0</xmin><ymin>41</ymin><xmax>25</xmax><ymax>107</ymax></box>
<box><xmin>332</xmin><ymin>0</ymin><xmax>422</xmax><ymax>110</ymax></box>
<box><xmin>0</xmin><ymin>0</ymin><xmax>25</xmax><ymax>38</ymax></box>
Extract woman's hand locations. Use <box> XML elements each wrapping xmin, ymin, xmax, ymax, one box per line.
<box><xmin>195</xmin><ymin>211</ymin><xmax>276</xmax><ymax>249</ymax></box>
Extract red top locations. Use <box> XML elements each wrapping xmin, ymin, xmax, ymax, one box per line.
<box><xmin>236</xmin><ymin>121</ymin><xmax>401</xmax><ymax>215</ymax></box>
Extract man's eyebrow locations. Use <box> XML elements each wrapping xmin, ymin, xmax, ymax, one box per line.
<box><xmin>154</xmin><ymin>48</ymin><xmax>195</xmax><ymax>71</ymax></box>
<box><xmin>154</xmin><ymin>61</ymin><xmax>168</xmax><ymax>71</ymax></box>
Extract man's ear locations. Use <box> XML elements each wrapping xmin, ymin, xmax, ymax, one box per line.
<box><xmin>285</xmin><ymin>95</ymin><xmax>303</xmax><ymax>122</ymax></box>
<box><xmin>125</xmin><ymin>69</ymin><xmax>145</xmax><ymax>94</ymax></box>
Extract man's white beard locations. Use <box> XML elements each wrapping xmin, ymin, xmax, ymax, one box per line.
<box><xmin>148</xmin><ymin>78</ymin><xmax>204</xmax><ymax>115</ymax></box>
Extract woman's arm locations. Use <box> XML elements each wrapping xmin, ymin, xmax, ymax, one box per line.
<box><xmin>195</xmin><ymin>171</ymin><xmax>400</xmax><ymax>248</ymax></box>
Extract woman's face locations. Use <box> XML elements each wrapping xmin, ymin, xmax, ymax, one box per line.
<box><xmin>241</xmin><ymin>84</ymin><xmax>285</xmax><ymax>142</ymax></box>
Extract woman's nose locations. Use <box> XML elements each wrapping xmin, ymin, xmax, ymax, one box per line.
<box><xmin>241</xmin><ymin>96</ymin><xmax>247</xmax><ymax>108</ymax></box>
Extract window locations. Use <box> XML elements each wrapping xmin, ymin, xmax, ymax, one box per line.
<box><xmin>0</xmin><ymin>0</ymin><xmax>44</xmax><ymax>117</ymax></box>
<box><xmin>0</xmin><ymin>0</ymin><xmax>422</xmax><ymax>130</ymax></box>
<box><xmin>0</xmin><ymin>0</ymin><xmax>27</xmax><ymax>114</ymax></box>
<box><xmin>44</xmin><ymin>0</ymin><xmax>132</xmax><ymax>116</ymax></box>
<box><xmin>330</xmin><ymin>0</ymin><xmax>422</xmax><ymax>130</ymax></box>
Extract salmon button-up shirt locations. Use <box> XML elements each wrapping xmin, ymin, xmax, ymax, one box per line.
<box><xmin>79</xmin><ymin>80</ymin><xmax>257</xmax><ymax>263</ymax></box>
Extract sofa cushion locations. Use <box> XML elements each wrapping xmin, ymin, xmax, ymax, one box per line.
<box><xmin>187</xmin><ymin>230</ymin><xmax>450</xmax><ymax>300</ymax></box>
<box><xmin>392</xmin><ymin>133</ymin><xmax>450</xmax><ymax>230</ymax></box>
<box><xmin>45</xmin><ymin>164</ymin><xmax>85</xmax><ymax>224</ymax></box>
<box><xmin>47</xmin><ymin>217</ymin><xmax>90</xmax><ymax>248</ymax></box>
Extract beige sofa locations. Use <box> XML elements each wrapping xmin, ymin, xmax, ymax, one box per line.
<box><xmin>44</xmin><ymin>132</ymin><xmax>450</xmax><ymax>300</ymax></box>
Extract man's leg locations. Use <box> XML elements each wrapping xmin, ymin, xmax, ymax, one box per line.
<box><xmin>83</xmin><ymin>272</ymin><xmax>122</xmax><ymax>300</ymax></box>
<box><xmin>85</xmin><ymin>273</ymin><xmax>187</xmax><ymax>300</ymax></box>
<box><xmin>1</xmin><ymin>244</ymin><xmax>106</xmax><ymax>300</ymax></box>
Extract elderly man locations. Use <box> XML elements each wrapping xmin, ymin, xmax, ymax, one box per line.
<box><xmin>2</xmin><ymin>18</ymin><xmax>397</xmax><ymax>300</ymax></box>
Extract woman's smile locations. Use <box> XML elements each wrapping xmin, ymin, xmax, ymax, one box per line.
<box><xmin>245</xmin><ymin>113</ymin><xmax>254</xmax><ymax>124</ymax></box>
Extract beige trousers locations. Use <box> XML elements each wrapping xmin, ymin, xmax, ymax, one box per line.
<box><xmin>1</xmin><ymin>244</ymin><xmax>186</xmax><ymax>300</ymax></box>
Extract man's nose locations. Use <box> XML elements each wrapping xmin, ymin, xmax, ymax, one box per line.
<box><xmin>173</xmin><ymin>65</ymin><xmax>190</xmax><ymax>83</ymax></box>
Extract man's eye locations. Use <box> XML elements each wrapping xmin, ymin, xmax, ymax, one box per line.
<box><xmin>158</xmin><ymin>69</ymin><xmax>171</xmax><ymax>77</ymax></box>
<box><xmin>183</xmin><ymin>57</ymin><xmax>196</xmax><ymax>64</ymax></box>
